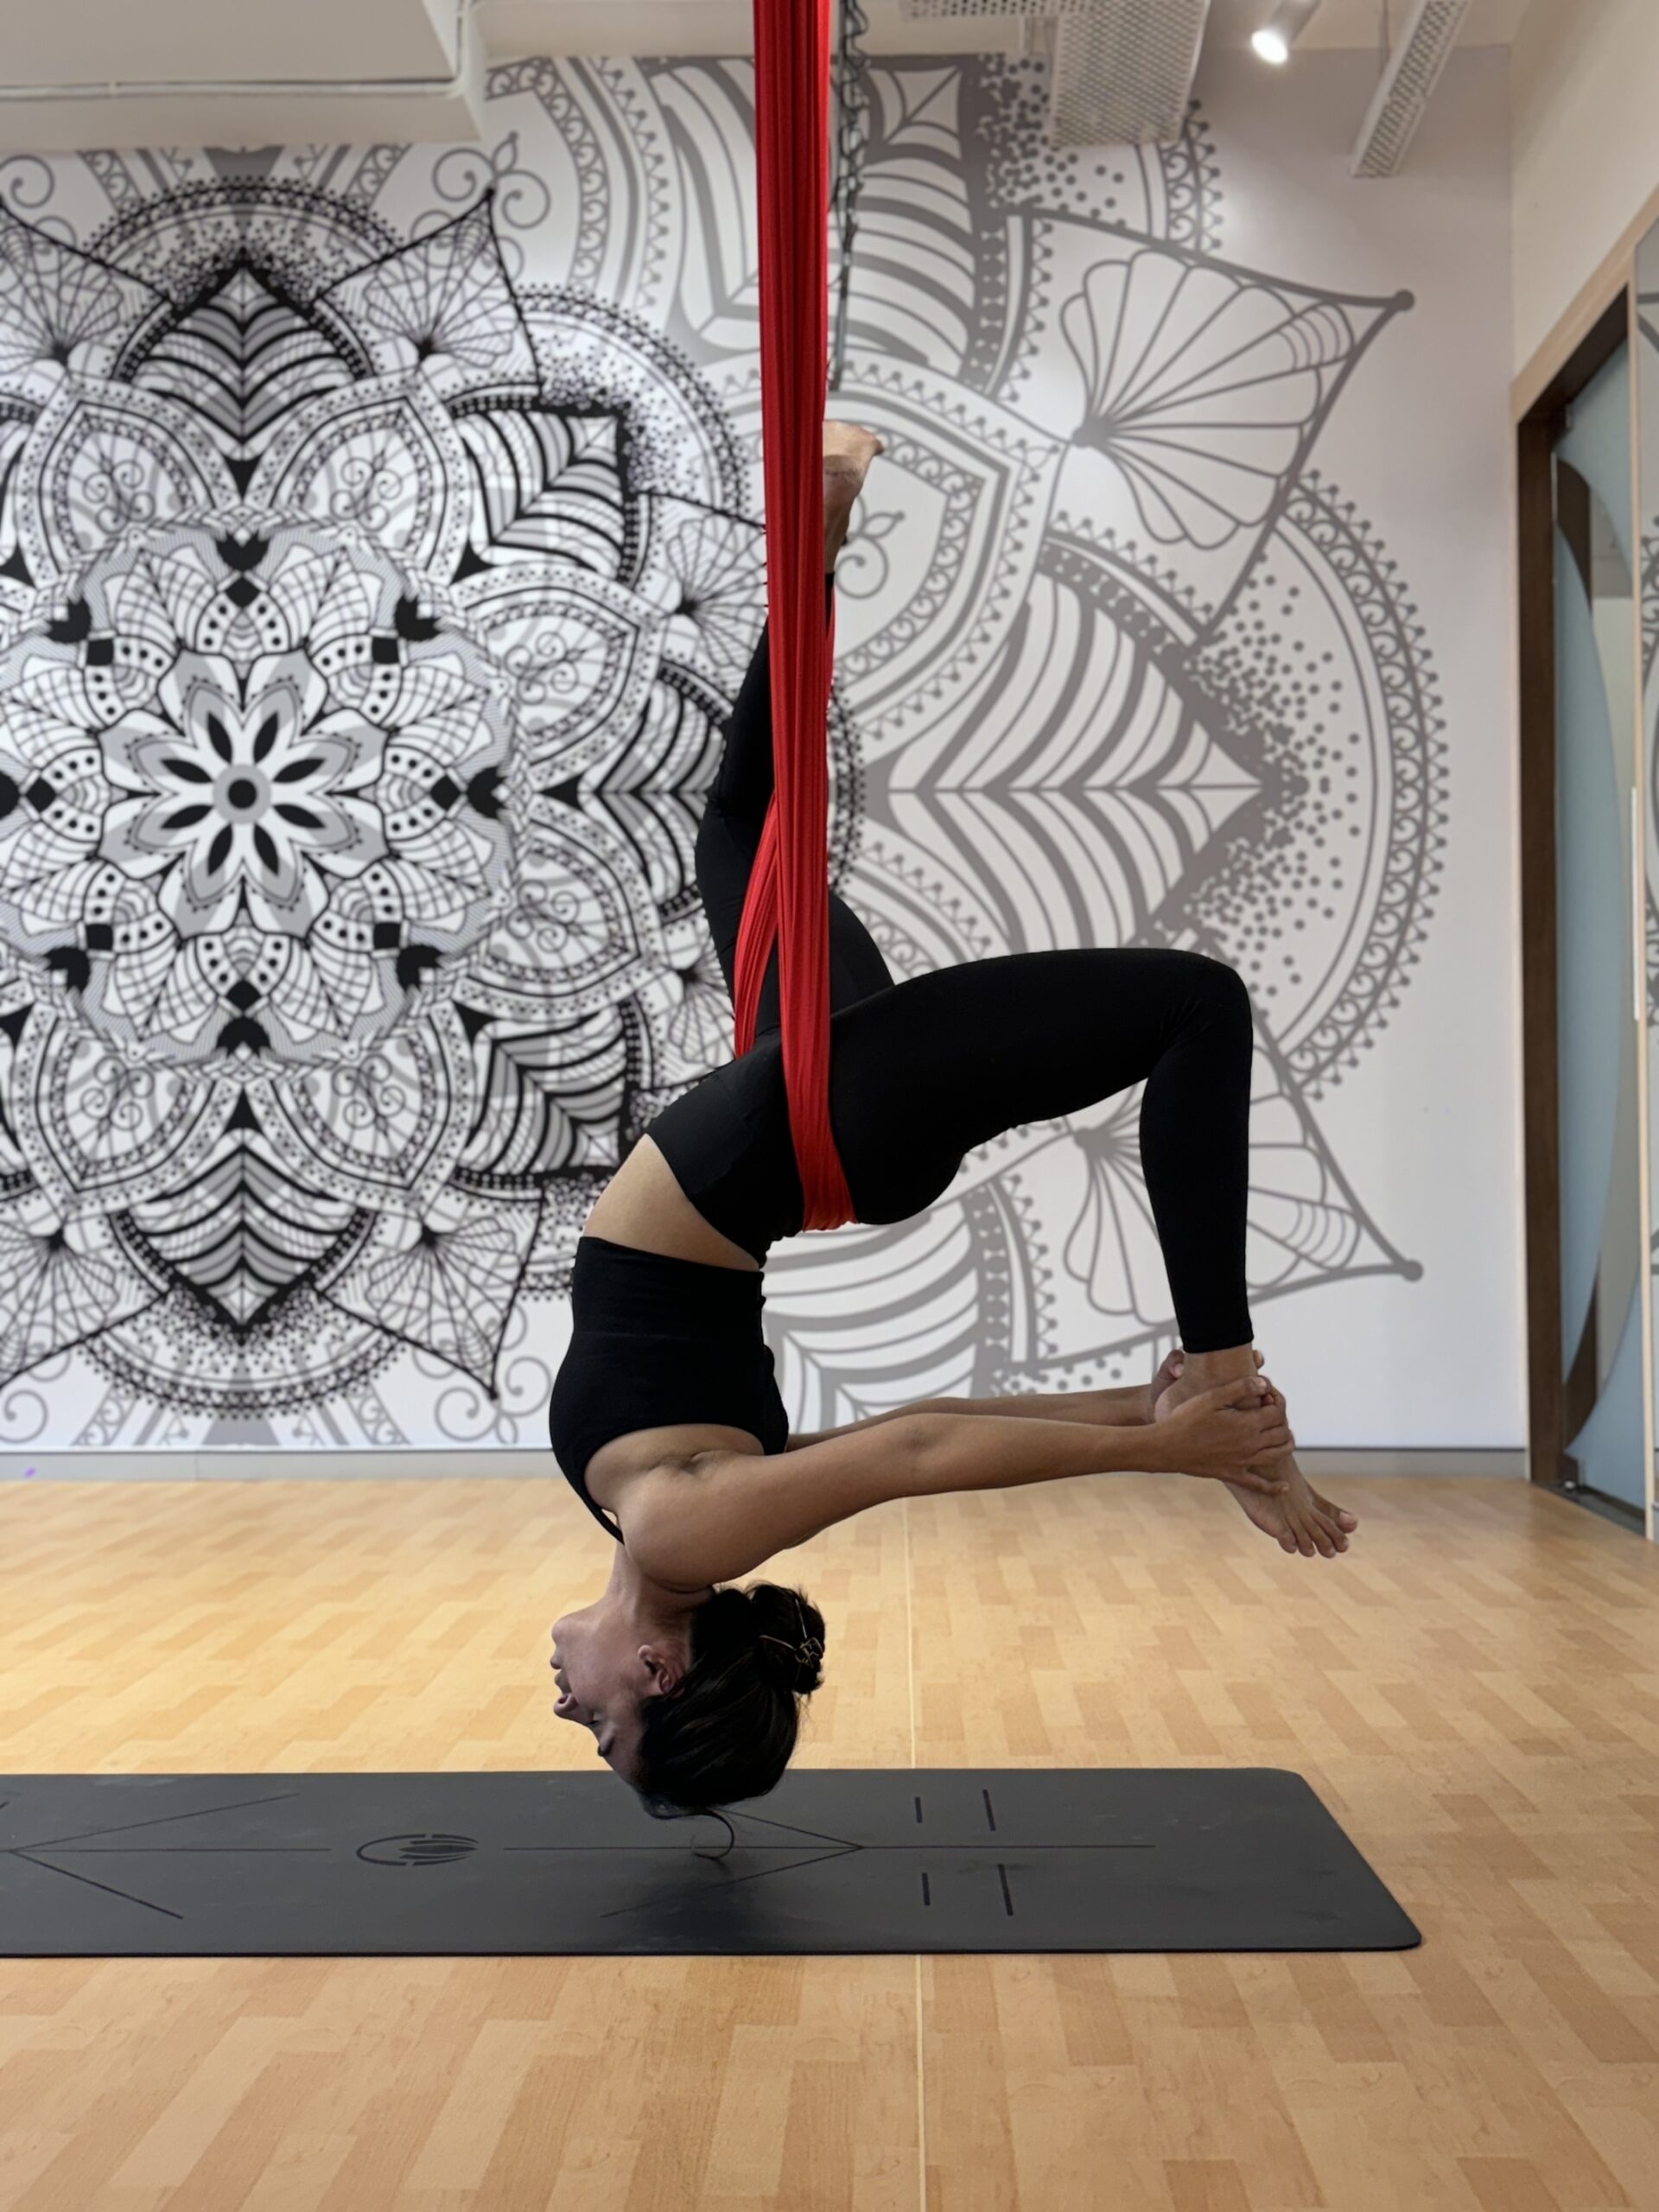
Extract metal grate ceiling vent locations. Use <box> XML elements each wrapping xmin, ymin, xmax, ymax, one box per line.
<box><xmin>897</xmin><ymin>0</ymin><xmax>1211</xmax><ymax>147</ymax></box>
<box><xmin>896</xmin><ymin>0</ymin><xmax>1098</xmax><ymax>16</ymax></box>
<box><xmin>1351</xmin><ymin>0</ymin><xmax>1471</xmax><ymax>176</ymax></box>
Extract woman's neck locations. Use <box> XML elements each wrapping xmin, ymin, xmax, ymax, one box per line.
<box><xmin>604</xmin><ymin>1540</ymin><xmax>714</xmax><ymax>1616</ymax></box>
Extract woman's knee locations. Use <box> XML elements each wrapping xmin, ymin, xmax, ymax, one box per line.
<box><xmin>1168</xmin><ymin>950</ymin><xmax>1253</xmax><ymax>1034</ymax></box>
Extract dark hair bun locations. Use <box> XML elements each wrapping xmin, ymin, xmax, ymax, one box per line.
<box><xmin>634</xmin><ymin>1581</ymin><xmax>827</xmax><ymax>1814</ymax></box>
<box><xmin>743</xmin><ymin>1582</ymin><xmax>826</xmax><ymax>1695</ymax></box>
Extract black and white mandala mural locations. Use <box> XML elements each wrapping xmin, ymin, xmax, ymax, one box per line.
<box><xmin>0</xmin><ymin>54</ymin><xmax>1441</xmax><ymax>1451</ymax></box>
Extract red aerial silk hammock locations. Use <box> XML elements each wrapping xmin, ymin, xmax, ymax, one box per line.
<box><xmin>732</xmin><ymin>0</ymin><xmax>856</xmax><ymax>1230</ymax></box>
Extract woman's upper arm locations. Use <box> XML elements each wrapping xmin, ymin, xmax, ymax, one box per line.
<box><xmin>624</xmin><ymin>1423</ymin><xmax>924</xmax><ymax>1586</ymax></box>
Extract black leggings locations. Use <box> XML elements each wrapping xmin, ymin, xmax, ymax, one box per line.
<box><xmin>647</xmin><ymin>581</ymin><xmax>1255</xmax><ymax>1353</ymax></box>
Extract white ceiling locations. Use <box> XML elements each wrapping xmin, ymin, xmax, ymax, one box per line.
<box><xmin>479</xmin><ymin>0</ymin><xmax>1530</xmax><ymax>60</ymax></box>
<box><xmin>0</xmin><ymin>0</ymin><xmax>1533</xmax><ymax>153</ymax></box>
<box><xmin>1205</xmin><ymin>0</ymin><xmax>1529</xmax><ymax>48</ymax></box>
<box><xmin>0</xmin><ymin>0</ymin><xmax>463</xmax><ymax>88</ymax></box>
<box><xmin>0</xmin><ymin>0</ymin><xmax>1535</xmax><ymax>83</ymax></box>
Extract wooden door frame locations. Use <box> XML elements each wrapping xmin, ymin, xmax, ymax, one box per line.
<box><xmin>1514</xmin><ymin>292</ymin><xmax>1632</xmax><ymax>1487</ymax></box>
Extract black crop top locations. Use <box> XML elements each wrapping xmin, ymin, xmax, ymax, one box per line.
<box><xmin>549</xmin><ymin>1236</ymin><xmax>791</xmax><ymax>1540</ymax></box>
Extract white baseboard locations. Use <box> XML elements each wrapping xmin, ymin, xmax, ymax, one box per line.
<box><xmin>0</xmin><ymin>1447</ymin><xmax>1528</xmax><ymax>1481</ymax></box>
<box><xmin>0</xmin><ymin>1450</ymin><xmax>553</xmax><ymax>1480</ymax></box>
<box><xmin>1296</xmin><ymin>1449</ymin><xmax>1525</xmax><ymax>1478</ymax></box>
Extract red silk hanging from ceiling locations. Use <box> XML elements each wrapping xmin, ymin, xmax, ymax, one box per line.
<box><xmin>731</xmin><ymin>0</ymin><xmax>855</xmax><ymax>1231</ymax></box>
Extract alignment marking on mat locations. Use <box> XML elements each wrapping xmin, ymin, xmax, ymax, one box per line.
<box><xmin>10</xmin><ymin>1853</ymin><xmax>184</xmax><ymax>1920</ymax></box>
<box><xmin>500</xmin><ymin>1840</ymin><xmax>1153</xmax><ymax>1856</ymax></box>
<box><xmin>501</xmin><ymin>1841</ymin><xmax>865</xmax><ymax>1854</ymax></box>
<box><xmin>717</xmin><ymin>1806</ymin><xmax>862</xmax><ymax>1850</ymax></box>
<box><xmin>597</xmin><ymin>1846</ymin><xmax>861</xmax><ymax>1921</ymax></box>
<box><xmin>997</xmin><ymin>1864</ymin><xmax>1014</xmax><ymax>1917</ymax></box>
<box><xmin>502</xmin><ymin>1800</ymin><xmax>866</xmax><ymax>1857</ymax></box>
<box><xmin>982</xmin><ymin>1789</ymin><xmax>996</xmax><ymax>1832</ymax></box>
<box><xmin>16</xmin><ymin>1789</ymin><xmax>302</xmax><ymax>1853</ymax></box>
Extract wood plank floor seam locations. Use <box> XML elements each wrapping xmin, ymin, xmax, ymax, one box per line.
<box><xmin>0</xmin><ymin>1475</ymin><xmax>1655</xmax><ymax>2209</ymax></box>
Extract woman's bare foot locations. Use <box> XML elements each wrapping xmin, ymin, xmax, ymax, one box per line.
<box><xmin>824</xmin><ymin>421</ymin><xmax>884</xmax><ymax>567</ymax></box>
<box><xmin>1154</xmin><ymin>1354</ymin><xmax>1357</xmax><ymax>1559</ymax></box>
<box><xmin>1223</xmin><ymin>1459</ymin><xmax>1357</xmax><ymax>1560</ymax></box>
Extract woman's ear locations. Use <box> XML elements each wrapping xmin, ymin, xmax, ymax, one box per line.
<box><xmin>637</xmin><ymin>1642</ymin><xmax>687</xmax><ymax>1696</ymax></box>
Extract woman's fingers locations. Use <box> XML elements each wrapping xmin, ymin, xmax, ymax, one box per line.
<box><xmin>1201</xmin><ymin>1376</ymin><xmax>1270</xmax><ymax>1412</ymax></box>
<box><xmin>1247</xmin><ymin>1409</ymin><xmax>1292</xmax><ymax>1455</ymax></box>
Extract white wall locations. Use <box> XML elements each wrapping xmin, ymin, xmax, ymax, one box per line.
<box><xmin>0</xmin><ymin>45</ymin><xmax>1518</xmax><ymax>1457</ymax></box>
<box><xmin>1513</xmin><ymin>0</ymin><xmax>1659</xmax><ymax>370</ymax></box>
<box><xmin>1186</xmin><ymin>48</ymin><xmax>1520</xmax><ymax>1448</ymax></box>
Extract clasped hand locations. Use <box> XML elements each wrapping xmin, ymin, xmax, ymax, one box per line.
<box><xmin>1145</xmin><ymin>1376</ymin><xmax>1294</xmax><ymax>1494</ymax></box>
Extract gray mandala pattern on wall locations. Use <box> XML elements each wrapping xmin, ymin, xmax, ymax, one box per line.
<box><xmin>0</xmin><ymin>55</ymin><xmax>1440</xmax><ymax>1451</ymax></box>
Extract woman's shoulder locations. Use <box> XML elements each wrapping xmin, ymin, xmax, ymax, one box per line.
<box><xmin>584</xmin><ymin>1427</ymin><xmax>761</xmax><ymax>1521</ymax></box>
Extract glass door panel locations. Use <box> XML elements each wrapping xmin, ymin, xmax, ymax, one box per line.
<box><xmin>1553</xmin><ymin>342</ymin><xmax>1646</xmax><ymax>1511</ymax></box>
<box><xmin>1637</xmin><ymin>236</ymin><xmax>1659</xmax><ymax>1535</ymax></box>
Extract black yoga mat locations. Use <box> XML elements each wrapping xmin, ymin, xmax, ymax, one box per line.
<box><xmin>0</xmin><ymin>1768</ymin><xmax>1420</xmax><ymax>1957</ymax></box>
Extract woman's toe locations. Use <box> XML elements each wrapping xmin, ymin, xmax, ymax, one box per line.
<box><xmin>1307</xmin><ymin>1503</ymin><xmax>1346</xmax><ymax>1549</ymax></box>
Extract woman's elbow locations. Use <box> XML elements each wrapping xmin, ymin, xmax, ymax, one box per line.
<box><xmin>887</xmin><ymin>1413</ymin><xmax>950</xmax><ymax>1499</ymax></box>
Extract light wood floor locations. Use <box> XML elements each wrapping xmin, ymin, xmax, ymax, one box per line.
<box><xmin>0</xmin><ymin>1471</ymin><xmax>1655</xmax><ymax>2212</ymax></box>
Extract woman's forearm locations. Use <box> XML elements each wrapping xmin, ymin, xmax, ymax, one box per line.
<box><xmin>933</xmin><ymin>1385</ymin><xmax>1150</xmax><ymax>1427</ymax></box>
<box><xmin>785</xmin><ymin>1384</ymin><xmax>1150</xmax><ymax>1453</ymax></box>
<box><xmin>900</xmin><ymin>1409</ymin><xmax>1160</xmax><ymax>1500</ymax></box>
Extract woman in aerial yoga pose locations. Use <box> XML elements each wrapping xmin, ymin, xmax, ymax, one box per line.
<box><xmin>549</xmin><ymin>0</ymin><xmax>1358</xmax><ymax>1816</ymax></box>
<box><xmin>547</xmin><ymin>425</ymin><xmax>1361</xmax><ymax>1815</ymax></box>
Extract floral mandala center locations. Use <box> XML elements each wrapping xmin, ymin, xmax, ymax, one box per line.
<box><xmin>0</xmin><ymin>513</ymin><xmax>520</xmax><ymax>1072</ymax></box>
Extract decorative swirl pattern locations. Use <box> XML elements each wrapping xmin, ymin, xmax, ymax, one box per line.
<box><xmin>0</xmin><ymin>60</ymin><xmax>1443</xmax><ymax>1448</ymax></box>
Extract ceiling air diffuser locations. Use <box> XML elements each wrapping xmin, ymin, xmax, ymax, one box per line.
<box><xmin>1351</xmin><ymin>0</ymin><xmax>1472</xmax><ymax>176</ymax></box>
<box><xmin>896</xmin><ymin>0</ymin><xmax>1213</xmax><ymax>147</ymax></box>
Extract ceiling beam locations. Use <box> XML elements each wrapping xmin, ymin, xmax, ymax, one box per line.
<box><xmin>0</xmin><ymin>0</ymin><xmax>484</xmax><ymax>153</ymax></box>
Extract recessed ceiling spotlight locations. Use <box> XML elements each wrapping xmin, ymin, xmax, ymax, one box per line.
<box><xmin>1251</xmin><ymin>0</ymin><xmax>1323</xmax><ymax>65</ymax></box>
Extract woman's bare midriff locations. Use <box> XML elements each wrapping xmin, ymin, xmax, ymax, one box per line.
<box><xmin>575</xmin><ymin>1141</ymin><xmax>763</xmax><ymax>1524</ymax></box>
<box><xmin>577</xmin><ymin>1141</ymin><xmax>767</xmax><ymax>1525</ymax></box>
<box><xmin>582</xmin><ymin>1135</ymin><xmax>760</xmax><ymax>1270</ymax></box>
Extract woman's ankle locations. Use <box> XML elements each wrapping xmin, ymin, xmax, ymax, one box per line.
<box><xmin>1182</xmin><ymin>1344</ymin><xmax>1258</xmax><ymax>1386</ymax></box>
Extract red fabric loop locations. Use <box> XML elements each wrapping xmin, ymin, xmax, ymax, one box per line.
<box><xmin>734</xmin><ymin>0</ymin><xmax>855</xmax><ymax>1231</ymax></box>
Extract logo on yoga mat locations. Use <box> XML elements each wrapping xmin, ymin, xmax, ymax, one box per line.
<box><xmin>356</xmin><ymin>1834</ymin><xmax>479</xmax><ymax>1869</ymax></box>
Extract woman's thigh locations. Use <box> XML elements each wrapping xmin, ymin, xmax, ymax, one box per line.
<box><xmin>825</xmin><ymin>948</ymin><xmax>1228</xmax><ymax>1218</ymax></box>
<box><xmin>696</xmin><ymin>799</ymin><xmax>894</xmax><ymax>1031</ymax></box>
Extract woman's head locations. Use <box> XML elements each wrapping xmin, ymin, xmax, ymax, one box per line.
<box><xmin>548</xmin><ymin>1572</ymin><xmax>823</xmax><ymax>1810</ymax></box>
<box><xmin>635</xmin><ymin>1581</ymin><xmax>825</xmax><ymax>1815</ymax></box>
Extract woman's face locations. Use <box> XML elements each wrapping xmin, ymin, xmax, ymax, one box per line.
<box><xmin>548</xmin><ymin>1598</ymin><xmax>681</xmax><ymax>1787</ymax></box>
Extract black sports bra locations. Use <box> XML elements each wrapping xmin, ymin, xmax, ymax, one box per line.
<box><xmin>548</xmin><ymin>1236</ymin><xmax>791</xmax><ymax>1539</ymax></box>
